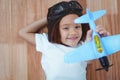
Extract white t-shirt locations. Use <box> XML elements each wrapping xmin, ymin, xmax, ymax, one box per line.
<box><xmin>35</xmin><ymin>33</ymin><xmax>87</xmax><ymax>80</ymax></box>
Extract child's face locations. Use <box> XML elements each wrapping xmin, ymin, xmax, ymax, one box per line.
<box><xmin>59</xmin><ymin>14</ymin><xmax>82</xmax><ymax>47</ymax></box>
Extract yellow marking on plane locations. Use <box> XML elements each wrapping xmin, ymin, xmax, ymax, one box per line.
<box><xmin>94</xmin><ymin>35</ymin><xmax>103</xmax><ymax>53</ymax></box>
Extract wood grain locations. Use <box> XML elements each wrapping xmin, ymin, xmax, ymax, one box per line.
<box><xmin>0</xmin><ymin>0</ymin><xmax>120</xmax><ymax>80</ymax></box>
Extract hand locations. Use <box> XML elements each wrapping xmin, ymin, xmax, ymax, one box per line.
<box><xmin>85</xmin><ymin>25</ymin><xmax>110</xmax><ymax>42</ymax></box>
<box><xmin>96</xmin><ymin>25</ymin><xmax>110</xmax><ymax>37</ymax></box>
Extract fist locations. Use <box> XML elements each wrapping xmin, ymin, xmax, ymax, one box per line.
<box><xmin>85</xmin><ymin>25</ymin><xmax>110</xmax><ymax>42</ymax></box>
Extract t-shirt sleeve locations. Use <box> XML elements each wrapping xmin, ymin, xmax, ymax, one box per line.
<box><xmin>35</xmin><ymin>33</ymin><xmax>48</xmax><ymax>52</ymax></box>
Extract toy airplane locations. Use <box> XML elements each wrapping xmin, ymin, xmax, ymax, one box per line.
<box><xmin>64</xmin><ymin>9</ymin><xmax>120</xmax><ymax>71</ymax></box>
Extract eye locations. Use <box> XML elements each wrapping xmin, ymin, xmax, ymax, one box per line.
<box><xmin>62</xmin><ymin>27</ymin><xmax>69</xmax><ymax>30</ymax></box>
<box><xmin>75</xmin><ymin>26</ymin><xmax>81</xmax><ymax>29</ymax></box>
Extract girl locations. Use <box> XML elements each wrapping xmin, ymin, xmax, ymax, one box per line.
<box><xmin>19</xmin><ymin>1</ymin><xmax>110</xmax><ymax>80</ymax></box>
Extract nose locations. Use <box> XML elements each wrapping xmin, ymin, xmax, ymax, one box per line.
<box><xmin>69</xmin><ymin>28</ymin><xmax>77</xmax><ymax>35</ymax></box>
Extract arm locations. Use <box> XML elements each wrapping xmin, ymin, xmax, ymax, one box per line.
<box><xmin>19</xmin><ymin>17</ymin><xmax>47</xmax><ymax>45</ymax></box>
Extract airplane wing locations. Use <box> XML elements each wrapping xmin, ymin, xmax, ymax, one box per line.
<box><xmin>74</xmin><ymin>14</ymin><xmax>90</xmax><ymax>24</ymax></box>
<box><xmin>64</xmin><ymin>41</ymin><xmax>96</xmax><ymax>63</ymax></box>
<box><xmin>64</xmin><ymin>34</ymin><xmax>120</xmax><ymax>63</ymax></box>
<box><xmin>92</xmin><ymin>10</ymin><xmax>106</xmax><ymax>21</ymax></box>
<box><xmin>74</xmin><ymin>9</ymin><xmax>106</xmax><ymax>24</ymax></box>
<box><xmin>101</xmin><ymin>34</ymin><xmax>120</xmax><ymax>55</ymax></box>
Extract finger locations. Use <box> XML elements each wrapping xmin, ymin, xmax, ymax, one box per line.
<box><xmin>96</xmin><ymin>26</ymin><xmax>105</xmax><ymax>33</ymax></box>
<box><xmin>85</xmin><ymin>30</ymin><xmax>92</xmax><ymax>42</ymax></box>
<box><xmin>99</xmin><ymin>30</ymin><xmax>111</xmax><ymax>37</ymax></box>
<box><xmin>95</xmin><ymin>25</ymin><xmax>110</xmax><ymax>37</ymax></box>
<box><xmin>106</xmin><ymin>32</ymin><xmax>111</xmax><ymax>36</ymax></box>
<box><xmin>96</xmin><ymin>25</ymin><xmax>102</xmax><ymax>29</ymax></box>
<box><xmin>86</xmin><ymin>30</ymin><xmax>92</xmax><ymax>38</ymax></box>
<box><xmin>99</xmin><ymin>30</ymin><xmax>106</xmax><ymax>35</ymax></box>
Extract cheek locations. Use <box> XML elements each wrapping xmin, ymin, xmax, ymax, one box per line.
<box><xmin>60</xmin><ymin>31</ymin><xmax>67</xmax><ymax>41</ymax></box>
<box><xmin>60</xmin><ymin>32</ymin><xmax>66</xmax><ymax>40</ymax></box>
<box><xmin>78</xmin><ymin>29</ymin><xmax>82</xmax><ymax>36</ymax></box>
<box><xmin>59</xmin><ymin>30</ymin><xmax>64</xmax><ymax>40</ymax></box>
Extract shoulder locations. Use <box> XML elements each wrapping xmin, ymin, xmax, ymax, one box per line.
<box><xmin>35</xmin><ymin>33</ymin><xmax>49</xmax><ymax>52</ymax></box>
<box><xmin>35</xmin><ymin>33</ymin><xmax>48</xmax><ymax>39</ymax></box>
<box><xmin>35</xmin><ymin>33</ymin><xmax>48</xmax><ymax>42</ymax></box>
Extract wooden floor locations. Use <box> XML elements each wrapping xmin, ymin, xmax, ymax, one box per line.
<box><xmin>0</xmin><ymin>0</ymin><xmax>120</xmax><ymax>80</ymax></box>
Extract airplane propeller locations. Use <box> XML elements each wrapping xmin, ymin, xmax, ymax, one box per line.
<box><xmin>96</xmin><ymin>56</ymin><xmax>113</xmax><ymax>71</ymax></box>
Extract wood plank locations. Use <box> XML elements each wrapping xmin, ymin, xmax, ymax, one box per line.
<box><xmin>0</xmin><ymin>0</ymin><xmax>11</xmax><ymax>43</ymax></box>
<box><xmin>0</xmin><ymin>0</ymin><xmax>11</xmax><ymax>80</ymax></box>
<box><xmin>10</xmin><ymin>44</ymin><xmax>27</xmax><ymax>80</ymax></box>
<box><xmin>26</xmin><ymin>0</ymin><xmax>43</xmax><ymax>80</ymax></box>
<box><xmin>11</xmin><ymin>0</ymin><xmax>28</xmax><ymax>80</ymax></box>
<box><xmin>0</xmin><ymin>44</ymin><xmax>11</xmax><ymax>80</ymax></box>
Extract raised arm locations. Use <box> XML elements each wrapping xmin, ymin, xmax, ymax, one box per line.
<box><xmin>19</xmin><ymin>17</ymin><xmax>47</xmax><ymax>45</ymax></box>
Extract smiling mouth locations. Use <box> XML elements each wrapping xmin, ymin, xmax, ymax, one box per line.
<box><xmin>67</xmin><ymin>37</ymin><xmax>78</xmax><ymax>41</ymax></box>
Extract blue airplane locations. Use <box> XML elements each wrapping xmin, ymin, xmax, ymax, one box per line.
<box><xmin>64</xmin><ymin>9</ymin><xmax>120</xmax><ymax>71</ymax></box>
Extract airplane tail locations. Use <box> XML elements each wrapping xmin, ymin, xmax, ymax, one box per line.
<box><xmin>74</xmin><ymin>9</ymin><xmax>106</xmax><ymax>24</ymax></box>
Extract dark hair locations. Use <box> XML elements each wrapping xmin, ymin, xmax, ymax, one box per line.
<box><xmin>47</xmin><ymin>1</ymin><xmax>90</xmax><ymax>44</ymax></box>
